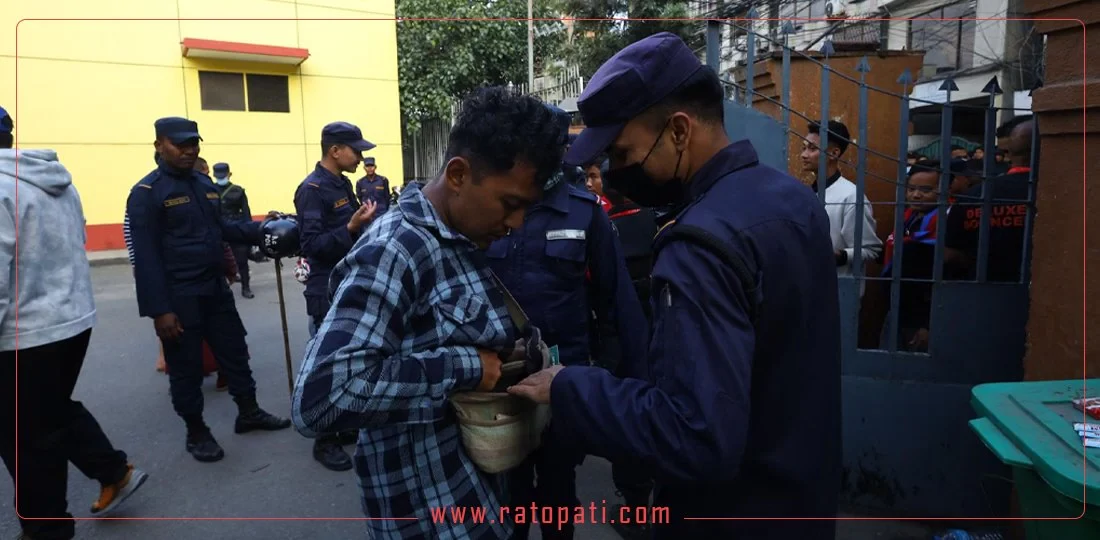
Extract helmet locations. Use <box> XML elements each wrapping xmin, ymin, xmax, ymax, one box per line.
<box><xmin>260</xmin><ymin>214</ymin><xmax>301</xmax><ymax>259</ymax></box>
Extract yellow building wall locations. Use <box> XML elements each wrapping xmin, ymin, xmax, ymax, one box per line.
<box><xmin>3</xmin><ymin>0</ymin><xmax>402</xmax><ymax>251</ymax></box>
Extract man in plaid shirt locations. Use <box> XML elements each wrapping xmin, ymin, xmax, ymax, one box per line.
<box><xmin>291</xmin><ymin>87</ymin><xmax>568</xmax><ymax>539</ymax></box>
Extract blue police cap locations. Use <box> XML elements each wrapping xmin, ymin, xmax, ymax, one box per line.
<box><xmin>0</xmin><ymin>105</ymin><xmax>12</xmax><ymax>133</ymax></box>
<box><xmin>545</xmin><ymin>103</ymin><xmax>572</xmax><ymax>147</ymax></box>
<box><xmin>213</xmin><ymin>162</ymin><xmax>230</xmax><ymax>176</ymax></box>
<box><xmin>363</xmin><ymin>156</ymin><xmax>376</xmax><ymax>165</ymax></box>
<box><xmin>565</xmin><ymin>32</ymin><xmax>703</xmax><ymax>166</ymax></box>
<box><xmin>154</xmin><ymin>117</ymin><xmax>202</xmax><ymax>144</ymax></box>
<box><xmin>321</xmin><ymin>121</ymin><xmax>375</xmax><ymax>153</ymax></box>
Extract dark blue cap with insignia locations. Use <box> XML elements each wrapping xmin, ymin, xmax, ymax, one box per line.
<box><xmin>363</xmin><ymin>156</ymin><xmax>376</xmax><ymax>165</ymax></box>
<box><xmin>213</xmin><ymin>162</ymin><xmax>230</xmax><ymax>176</ymax></box>
<box><xmin>155</xmin><ymin>116</ymin><xmax>202</xmax><ymax>144</ymax></box>
<box><xmin>0</xmin><ymin>105</ymin><xmax>12</xmax><ymax>133</ymax></box>
<box><xmin>565</xmin><ymin>32</ymin><xmax>704</xmax><ymax>166</ymax></box>
<box><xmin>321</xmin><ymin>121</ymin><xmax>375</xmax><ymax>153</ymax></box>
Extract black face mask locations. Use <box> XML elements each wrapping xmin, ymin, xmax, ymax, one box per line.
<box><xmin>604</xmin><ymin>120</ymin><xmax>686</xmax><ymax>208</ymax></box>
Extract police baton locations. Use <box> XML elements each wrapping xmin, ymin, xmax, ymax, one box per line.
<box><xmin>273</xmin><ymin>257</ymin><xmax>295</xmax><ymax>396</ymax></box>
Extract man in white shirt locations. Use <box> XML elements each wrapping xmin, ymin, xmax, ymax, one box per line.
<box><xmin>801</xmin><ymin>120</ymin><xmax>883</xmax><ymax>295</ymax></box>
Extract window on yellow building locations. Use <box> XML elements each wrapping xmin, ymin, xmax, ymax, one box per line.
<box><xmin>198</xmin><ymin>70</ymin><xmax>290</xmax><ymax>113</ymax></box>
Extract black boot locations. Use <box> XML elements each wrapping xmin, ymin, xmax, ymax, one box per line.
<box><xmin>240</xmin><ymin>279</ymin><xmax>254</xmax><ymax>299</ymax></box>
<box><xmin>233</xmin><ymin>396</ymin><xmax>292</xmax><ymax>433</ymax></box>
<box><xmin>610</xmin><ymin>492</ymin><xmax>653</xmax><ymax>540</ymax></box>
<box><xmin>184</xmin><ymin>417</ymin><xmax>224</xmax><ymax>462</ymax></box>
<box><xmin>313</xmin><ymin>436</ymin><xmax>353</xmax><ymax>472</ymax></box>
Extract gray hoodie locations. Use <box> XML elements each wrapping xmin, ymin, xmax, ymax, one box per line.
<box><xmin>0</xmin><ymin>149</ymin><xmax>96</xmax><ymax>351</ymax></box>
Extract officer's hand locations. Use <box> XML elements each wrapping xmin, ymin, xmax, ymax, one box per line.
<box><xmin>347</xmin><ymin>201</ymin><xmax>378</xmax><ymax>235</ymax></box>
<box><xmin>508</xmin><ymin>365</ymin><xmax>566</xmax><ymax>405</ymax></box>
<box><xmin>154</xmin><ymin>313</ymin><xmax>184</xmax><ymax>342</ymax></box>
<box><xmin>475</xmin><ymin>348</ymin><xmax>503</xmax><ymax>392</ymax></box>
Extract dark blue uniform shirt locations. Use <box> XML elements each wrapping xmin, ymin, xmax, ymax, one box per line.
<box><xmin>356</xmin><ymin>174</ymin><xmax>391</xmax><ymax>215</ymax></box>
<box><xmin>485</xmin><ymin>182</ymin><xmax>648</xmax><ymax>370</ymax></box>
<box><xmin>294</xmin><ymin>163</ymin><xmax>361</xmax><ymax>301</ymax></box>
<box><xmin>126</xmin><ymin>162</ymin><xmax>262</xmax><ymax>318</ymax></box>
<box><xmin>549</xmin><ymin>141</ymin><xmax>842</xmax><ymax>539</ymax></box>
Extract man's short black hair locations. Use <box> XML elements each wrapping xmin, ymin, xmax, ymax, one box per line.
<box><xmin>907</xmin><ymin>160</ymin><xmax>948</xmax><ymax>183</ymax></box>
<box><xmin>445</xmin><ymin>86</ymin><xmax>565</xmax><ymax>186</ymax></box>
<box><xmin>642</xmin><ymin>66</ymin><xmax>726</xmax><ymax>129</ymax></box>
<box><xmin>0</xmin><ymin>114</ymin><xmax>12</xmax><ymax>149</ymax></box>
<box><xmin>951</xmin><ymin>144</ymin><xmax>966</xmax><ymax>152</ymax></box>
<box><xmin>996</xmin><ymin>114</ymin><xmax>1034</xmax><ymax>138</ymax></box>
<box><xmin>807</xmin><ymin>120</ymin><xmax>851</xmax><ymax>156</ymax></box>
<box><xmin>194</xmin><ymin>156</ymin><xmax>208</xmax><ymax>171</ymax></box>
<box><xmin>582</xmin><ymin>154</ymin><xmax>607</xmax><ymax>170</ymax></box>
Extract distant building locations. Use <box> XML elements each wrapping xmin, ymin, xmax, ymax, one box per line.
<box><xmin>688</xmin><ymin>0</ymin><xmax>1042</xmax><ymax>153</ymax></box>
<box><xmin>2</xmin><ymin>0</ymin><xmax>402</xmax><ymax>252</ymax></box>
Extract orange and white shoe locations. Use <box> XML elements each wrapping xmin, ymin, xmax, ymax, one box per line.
<box><xmin>90</xmin><ymin>464</ymin><xmax>148</xmax><ymax>515</ymax></box>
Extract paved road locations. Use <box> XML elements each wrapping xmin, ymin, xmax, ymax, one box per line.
<box><xmin>0</xmin><ymin>263</ymin><xmax>939</xmax><ymax>539</ymax></box>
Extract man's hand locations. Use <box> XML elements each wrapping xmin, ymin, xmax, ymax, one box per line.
<box><xmin>507</xmin><ymin>365</ymin><xmax>566</xmax><ymax>404</ymax></box>
<box><xmin>347</xmin><ymin>200</ymin><xmax>378</xmax><ymax>235</ymax></box>
<box><xmin>154</xmin><ymin>313</ymin><xmax>184</xmax><ymax>341</ymax></box>
<box><xmin>476</xmin><ymin>347</ymin><xmax>503</xmax><ymax>392</ymax></box>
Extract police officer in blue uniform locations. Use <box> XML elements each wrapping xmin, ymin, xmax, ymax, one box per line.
<box><xmin>355</xmin><ymin>157</ymin><xmax>391</xmax><ymax>215</ymax></box>
<box><xmin>126</xmin><ymin>117</ymin><xmax>292</xmax><ymax>464</ymax></box>
<box><xmin>293</xmin><ymin>121</ymin><xmax>378</xmax><ymax>471</ymax></box>
<box><xmin>212</xmin><ymin>162</ymin><xmax>255</xmax><ymax>298</ymax></box>
<box><xmin>486</xmin><ymin>105</ymin><xmax>648</xmax><ymax>540</ymax></box>
<box><xmin>507</xmin><ymin>34</ymin><xmax>842</xmax><ymax>540</ymax></box>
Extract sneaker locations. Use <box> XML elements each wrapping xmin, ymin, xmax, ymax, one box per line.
<box><xmin>90</xmin><ymin>464</ymin><xmax>148</xmax><ymax>515</ymax></box>
<box><xmin>186</xmin><ymin>429</ymin><xmax>225</xmax><ymax>462</ymax></box>
<box><xmin>241</xmin><ymin>287</ymin><xmax>255</xmax><ymax>299</ymax></box>
<box><xmin>234</xmin><ymin>407</ymin><xmax>292</xmax><ymax>434</ymax></box>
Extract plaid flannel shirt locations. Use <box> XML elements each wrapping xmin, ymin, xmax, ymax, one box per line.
<box><xmin>291</xmin><ymin>183</ymin><xmax>518</xmax><ymax>539</ymax></box>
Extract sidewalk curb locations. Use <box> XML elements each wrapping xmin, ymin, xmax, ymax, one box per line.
<box><xmin>89</xmin><ymin>256</ymin><xmax>130</xmax><ymax>268</ymax></box>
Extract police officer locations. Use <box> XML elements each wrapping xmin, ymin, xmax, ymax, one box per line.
<box><xmin>293</xmin><ymin>121</ymin><xmax>378</xmax><ymax>471</ymax></box>
<box><xmin>507</xmin><ymin>34</ymin><xmax>842</xmax><ymax>540</ymax></box>
<box><xmin>486</xmin><ymin>105</ymin><xmax>648</xmax><ymax>540</ymax></box>
<box><xmin>126</xmin><ymin>117</ymin><xmax>292</xmax><ymax>463</ymax></box>
<box><xmin>591</xmin><ymin>158</ymin><xmax>660</xmax><ymax>540</ymax></box>
<box><xmin>212</xmin><ymin>162</ymin><xmax>255</xmax><ymax>298</ymax></box>
<box><xmin>355</xmin><ymin>156</ymin><xmax>391</xmax><ymax>215</ymax></box>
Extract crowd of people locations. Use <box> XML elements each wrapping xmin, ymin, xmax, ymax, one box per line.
<box><xmin>0</xmin><ymin>29</ymin><xmax>1038</xmax><ymax>540</ymax></box>
<box><xmin>794</xmin><ymin>115</ymin><xmax>1036</xmax><ymax>352</ymax></box>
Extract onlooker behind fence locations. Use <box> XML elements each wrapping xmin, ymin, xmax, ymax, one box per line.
<box><xmin>944</xmin><ymin>115</ymin><xmax>1036</xmax><ymax>283</ymax></box>
<box><xmin>800</xmin><ymin>120</ymin><xmax>883</xmax><ymax>297</ymax></box>
<box><xmin>880</xmin><ymin>162</ymin><xmax>945</xmax><ymax>352</ymax></box>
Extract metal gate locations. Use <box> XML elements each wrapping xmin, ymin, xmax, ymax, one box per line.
<box><xmin>705</xmin><ymin>18</ymin><xmax>1038</xmax><ymax>518</ymax></box>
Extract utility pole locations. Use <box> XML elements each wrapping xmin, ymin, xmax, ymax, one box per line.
<box><xmin>528</xmin><ymin>0</ymin><xmax>535</xmax><ymax>90</ymax></box>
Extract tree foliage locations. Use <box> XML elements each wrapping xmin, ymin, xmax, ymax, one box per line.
<box><xmin>396</xmin><ymin>0</ymin><xmax>565</xmax><ymax>134</ymax></box>
<box><xmin>559</xmin><ymin>0</ymin><xmax>703</xmax><ymax>80</ymax></box>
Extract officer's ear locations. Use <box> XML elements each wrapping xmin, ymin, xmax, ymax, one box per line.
<box><xmin>669</xmin><ymin>112</ymin><xmax>692</xmax><ymax>151</ymax></box>
<box><xmin>443</xmin><ymin>156</ymin><xmax>473</xmax><ymax>194</ymax></box>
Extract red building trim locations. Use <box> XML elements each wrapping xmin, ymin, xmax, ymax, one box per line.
<box><xmin>85</xmin><ymin>216</ymin><xmax>271</xmax><ymax>252</ymax></box>
<box><xmin>181</xmin><ymin>38</ymin><xmax>310</xmax><ymax>63</ymax></box>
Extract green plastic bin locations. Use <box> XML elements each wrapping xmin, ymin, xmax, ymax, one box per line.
<box><xmin>970</xmin><ymin>379</ymin><xmax>1100</xmax><ymax>540</ymax></box>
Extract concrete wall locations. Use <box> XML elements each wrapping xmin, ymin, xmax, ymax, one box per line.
<box><xmin>1020</xmin><ymin>0</ymin><xmax>1100</xmax><ymax>379</ymax></box>
<box><xmin>3</xmin><ymin>0</ymin><xmax>402</xmax><ymax>251</ymax></box>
